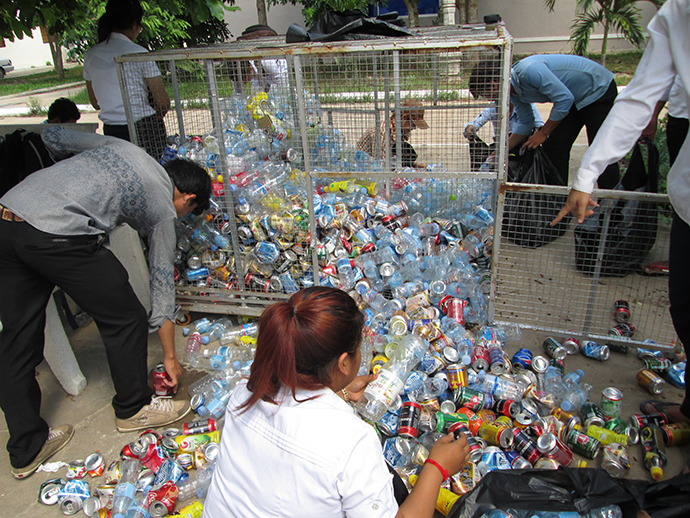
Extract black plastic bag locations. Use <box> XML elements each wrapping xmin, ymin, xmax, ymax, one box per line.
<box><xmin>448</xmin><ymin>468</ymin><xmax>648</xmax><ymax>518</ymax></box>
<box><xmin>468</xmin><ymin>136</ymin><xmax>492</xmax><ymax>173</ymax></box>
<box><xmin>502</xmin><ymin>146</ymin><xmax>570</xmax><ymax>248</ymax></box>
<box><xmin>574</xmin><ymin>142</ymin><xmax>658</xmax><ymax>277</ymax></box>
<box><xmin>286</xmin><ymin>10</ymin><xmax>415</xmax><ymax>43</ymax></box>
<box><xmin>0</xmin><ymin>129</ymin><xmax>55</xmax><ymax>197</ymax></box>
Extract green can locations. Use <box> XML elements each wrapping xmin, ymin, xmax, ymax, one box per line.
<box><xmin>605</xmin><ymin>418</ymin><xmax>629</xmax><ymax>435</ymax></box>
<box><xmin>601</xmin><ymin>387</ymin><xmax>624</xmax><ymax>419</ymax></box>
<box><xmin>542</xmin><ymin>337</ymin><xmax>567</xmax><ymax>360</ymax></box>
<box><xmin>581</xmin><ymin>402</ymin><xmax>606</xmax><ymax>428</ymax></box>
<box><xmin>433</xmin><ymin>412</ymin><xmax>468</xmax><ymax>433</ymax></box>
<box><xmin>565</xmin><ymin>427</ymin><xmax>602</xmax><ymax>459</ymax></box>
<box><xmin>454</xmin><ymin>387</ymin><xmax>486</xmax><ymax>412</ymax></box>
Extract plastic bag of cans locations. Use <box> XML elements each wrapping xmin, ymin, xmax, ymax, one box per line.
<box><xmin>38</xmin><ymin>419</ymin><xmax>220</xmax><ymax>517</ymax></box>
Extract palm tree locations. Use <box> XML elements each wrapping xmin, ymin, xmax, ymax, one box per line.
<box><xmin>544</xmin><ymin>0</ymin><xmax>663</xmax><ymax>67</ymax></box>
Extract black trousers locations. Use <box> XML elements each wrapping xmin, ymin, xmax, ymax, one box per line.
<box><xmin>667</xmin><ymin>115</ymin><xmax>689</xmax><ymax>166</ymax></box>
<box><xmin>669</xmin><ymin>213</ymin><xmax>690</xmax><ymax>419</ymax></box>
<box><xmin>135</xmin><ymin>114</ymin><xmax>168</xmax><ymax>162</ymax></box>
<box><xmin>0</xmin><ymin>219</ymin><xmax>152</xmax><ymax>468</ymax></box>
<box><xmin>103</xmin><ymin>123</ymin><xmax>131</xmax><ymax>142</ymax></box>
<box><xmin>542</xmin><ymin>80</ymin><xmax>620</xmax><ymax>188</ymax></box>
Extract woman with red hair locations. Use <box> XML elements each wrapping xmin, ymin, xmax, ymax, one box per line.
<box><xmin>203</xmin><ymin>287</ymin><xmax>469</xmax><ymax>518</ymax></box>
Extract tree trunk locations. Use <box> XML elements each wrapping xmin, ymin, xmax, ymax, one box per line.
<box><xmin>403</xmin><ymin>0</ymin><xmax>421</xmax><ymax>27</ymax></box>
<box><xmin>47</xmin><ymin>33</ymin><xmax>64</xmax><ymax>80</ymax></box>
<box><xmin>256</xmin><ymin>0</ymin><xmax>268</xmax><ymax>26</ymax></box>
<box><xmin>601</xmin><ymin>21</ymin><xmax>609</xmax><ymax>68</ymax></box>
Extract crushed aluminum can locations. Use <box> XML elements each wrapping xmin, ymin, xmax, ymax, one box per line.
<box><xmin>147</xmin><ymin>481</ymin><xmax>179</xmax><ymax>517</ymax></box>
<box><xmin>65</xmin><ymin>460</ymin><xmax>87</xmax><ymax>480</ymax></box>
<box><xmin>176</xmin><ymin>453</ymin><xmax>193</xmax><ymax>471</ymax></box>
<box><xmin>104</xmin><ymin>461</ymin><xmax>121</xmax><ymax>485</ymax></box>
<box><xmin>137</xmin><ymin>468</ymin><xmax>156</xmax><ymax>489</ymax></box>
<box><xmin>153</xmin><ymin>458</ymin><xmax>185</xmax><ymax>487</ymax></box>
<box><xmin>139</xmin><ymin>443</ymin><xmax>167</xmax><ymax>473</ymax></box>
<box><xmin>121</xmin><ymin>442</ymin><xmax>142</xmax><ymax>460</ymax></box>
<box><xmin>82</xmin><ymin>496</ymin><xmax>104</xmax><ymax>517</ymax></box>
<box><xmin>85</xmin><ymin>452</ymin><xmax>105</xmax><ymax>478</ymax></box>
<box><xmin>57</xmin><ymin>480</ymin><xmax>90</xmax><ymax>515</ymax></box>
<box><xmin>39</xmin><ymin>478</ymin><xmax>66</xmax><ymax>505</ymax></box>
<box><xmin>95</xmin><ymin>485</ymin><xmax>116</xmax><ymax>508</ymax></box>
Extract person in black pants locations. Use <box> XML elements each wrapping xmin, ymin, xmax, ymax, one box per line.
<box><xmin>0</xmin><ymin>127</ymin><xmax>211</xmax><ymax>479</ymax></box>
<box><xmin>470</xmin><ymin>56</ymin><xmax>620</xmax><ymax>188</ymax></box>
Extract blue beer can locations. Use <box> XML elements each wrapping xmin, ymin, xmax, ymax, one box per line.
<box><xmin>254</xmin><ymin>241</ymin><xmax>280</xmax><ymax>263</ymax></box>
<box><xmin>511</xmin><ymin>348</ymin><xmax>533</xmax><ymax>370</ymax></box>
<box><xmin>581</xmin><ymin>341</ymin><xmax>610</xmax><ymax>361</ymax></box>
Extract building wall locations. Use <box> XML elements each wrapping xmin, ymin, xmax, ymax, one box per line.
<box><xmin>2</xmin><ymin>28</ymin><xmax>54</xmax><ymax>71</ymax></box>
<box><xmin>224</xmin><ymin>1</ymin><xmax>305</xmax><ymax>39</ymax></box>
<box><xmin>477</xmin><ymin>0</ymin><xmax>660</xmax><ymax>54</ymax></box>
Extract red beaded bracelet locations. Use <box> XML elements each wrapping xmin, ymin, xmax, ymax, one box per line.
<box><xmin>424</xmin><ymin>459</ymin><xmax>450</xmax><ymax>480</ymax></box>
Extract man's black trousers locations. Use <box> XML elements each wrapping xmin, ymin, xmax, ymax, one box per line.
<box><xmin>0</xmin><ymin>219</ymin><xmax>152</xmax><ymax>468</ymax></box>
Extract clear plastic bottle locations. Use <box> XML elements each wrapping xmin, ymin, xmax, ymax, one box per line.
<box><xmin>111</xmin><ymin>459</ymin><xmax>140</xmax><ymax>518</ymax></box>
<box><xmin>123</xmin><ymin>488</ymin><xmax>150</xmax><ymax>518</ymax></box>
<box><xmin>560</xmin><ymin>383</ymin><xmax>591</xmax><ymax>412</ymax></box>
<box><xmin>477</xmin><ymin>371</ymin><xmax>524</xmax><ymax>401</ymax></box>
<box><xmin>336</xmin><ymin>257</ymin><xmax>356</xmax><ymax>291</ymax></box>
<box><xmin>177</xmin><ymin>463</ymin><xmax>216</xmax><ymax>502</ymax></box>
<box><xmin>543</xmin><ymin>365</ymin><xmax>565</xmax><ymax>402</ymax></box>
<box><xmin>183</xmin><ymin>332</ymin><xmax>204</xmax><ymax>364</ymax></box>
<box><xmin>219</xmin><ymin>322</ymin><xmax>259</xmax><ymax>345</ymax></box>
<box><xmin>581</xmin><ymin>505</ymin><xmax>623</xmax><ymax>518</ymax></box>
<box><xmin>356</xmin><ymin>334</ymin><xmax>429</xmax><ymax>422</ymax></box>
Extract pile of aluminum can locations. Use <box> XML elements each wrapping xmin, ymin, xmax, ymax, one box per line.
<box><xmin>38</xmin><ymin>420</ymin><xmax>220</xmax><ymax>517</ymax></box>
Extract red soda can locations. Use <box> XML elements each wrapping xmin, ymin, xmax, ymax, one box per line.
<box><xmin>471</xmin><ymin>344</ymin><xmax>490</xmax><ymax>371</ymax></box>
<box><xmin>139</xmin><ymin>443</ymin><xmax>167</xmax><ymax>473</ymax></box>
<box><xmin>613</xmin><ymin>300</ymin><xmax>630</xmax><ymax>323</ymax></box>
<box><xmin>609</xmin><ymin>323</ymin><xmax>636</xmax><ymax>338</ymax></box>
<box><xmin>183</xmin><ymin>418</ymin><xmax>217</xmax><ymax>436</ymax></box>
<box><xmin>152</xmin><ymin>364</ymin><xmax>173</xmax><ymax>396</ymax></box>
<box><xmin>121</xmin><ymin>442</ymin><xmax>142</xmax><ymax>459</ymax></box>
<box><xmin>147</xmin><ymin>481</ymin><xmax>178</xmax><ymax>517</ymax></box>
<box><xmin>445</xmin><ymin>298</ymin><xmax>466</xmax><ymax>324</ymax></box>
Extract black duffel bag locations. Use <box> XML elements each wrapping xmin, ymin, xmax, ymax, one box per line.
<box><xmin>502</xmin><ymin>146</ymin><xmax>570</xmax><ymax>248</ymax></box>
<box><xmin>574</xmin><ymin>141</ymin><xmax>659</xmax><ymax>277</ymax></box>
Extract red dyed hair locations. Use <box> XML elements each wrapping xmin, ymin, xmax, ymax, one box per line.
<box><xmin>240</xmin><ymin>287</ymin><xmax>364</xmax><ymax>411</ymax></box>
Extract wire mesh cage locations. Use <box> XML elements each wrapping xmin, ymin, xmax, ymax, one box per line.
<box><xmin>493</xmin><ymin>184</ymin><xmax>674</xmax><ymax>350</ymax></box>
<box><xmin>116</xmin><ymin>26</ymin><xmax>513</xmax><ymax>316</ymax></box>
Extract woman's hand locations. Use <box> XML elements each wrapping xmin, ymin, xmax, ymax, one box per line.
<box><xmin>344</xmin><ymin>373</ymin><xmax>377</xmax><ymax>403</ymax></box>
<box><xmin>427</xmin><ymin>433</ymin><xmax>470</xmax><ymax>478</ymax></box>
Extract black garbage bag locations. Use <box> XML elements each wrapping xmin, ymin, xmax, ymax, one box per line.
<box><xmin>448</xmin><ymin>468</ymin><xmax>648</xmax><ymax>518</ymax></box>
<box><xmin>502</xmin><ymin>146</ymin><xmax>570</xmax><ymax>248</ymax></box>
<box><xmin>286</xmin><ymin>10</ymin><xmax>415</xmax><ymax>43</ymax></box>
<box><xmin>643</xmin><ymin>473</ymin><xmax>690</xmax><ymax>518</ymax></box>
<box><xmin>468</xmin><ymin>136</ymin><xmax>492</xmax><ymax>173</ymax></box>
<box><xmin>574</xmin><ymin>142</ymin><xmax>659</xmax><ymax>277</ymax></box>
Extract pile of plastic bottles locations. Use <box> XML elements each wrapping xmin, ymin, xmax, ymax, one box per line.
<box><xmin>40</xmin><ymin>418</ymin><xmax>222</xmax><ymax>518</ymax></box>
<box><xmin>164</xmin><ymin>86</ymin><xmax>496</xmax><ymax>315</ymax></box>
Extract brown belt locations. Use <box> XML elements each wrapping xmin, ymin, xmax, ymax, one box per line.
<box><xmin>0</xmin><ymin>204</ymin><xmax>24</xmax><ymax>222</ymax></box>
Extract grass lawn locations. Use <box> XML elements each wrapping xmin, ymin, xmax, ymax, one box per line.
<box><xmin>0</xmin><ymin>66</ymin><xmax>86</xmax><ymax>96</ymax></box>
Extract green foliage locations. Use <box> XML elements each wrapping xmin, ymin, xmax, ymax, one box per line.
<box><xmin>267</xmin><ymin>0</ymin><xmax>373</xmax><ymax>27</ymax></box>
<box><xmin>544</xmin><ymin>0</ymin><xmax>663</xmax><ymax>64</ymax></box>
<box><xmin>0</xmin><ymin>65</ymin><xmax>85</xmax><ymax>96</ymax></box>
<box><xmin>25</xmin><ymin>96</ymin><xmax>45</xmax><ymax>116</ymax></box>
<box><xmin>2</xmin><ymin>0</ymin><xmax>236</xmax><ymax>62</ymax></box>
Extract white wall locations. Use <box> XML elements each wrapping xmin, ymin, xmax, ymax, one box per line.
<box><xmin>477</xmin><ymin>0</ymin><xmax>659</xmax><ymax>55</ymax></box>
<box><xmin>225</xmin><ymin>0</ymin><xmax>305</xmax><ymax>39</ymax></box>
<box><xmin>2</xmin><ymin>28</ymin><xmax>54</xmax><ymax>70</ymax></box>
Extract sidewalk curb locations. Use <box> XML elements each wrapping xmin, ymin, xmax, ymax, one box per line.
<box><xmin>0</xmin><ymin>81</ymin><xmax>85</xmax><ymax>102</ymax></box>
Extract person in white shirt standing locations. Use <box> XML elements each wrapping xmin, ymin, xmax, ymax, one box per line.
<box><xmin>83</xmin><ymin>0</ymin><xmax>170</xmax><ymax>160</ymax></box>
<box><xmin>553</xmin><ymin>0</ymin><xmax>690</xmax><ymax>424</ymax></box>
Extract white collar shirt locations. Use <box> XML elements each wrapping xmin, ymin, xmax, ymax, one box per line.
<box><xmin>202</xmin><ymin>380</ymin><xmax>399</xmax><ymax>518</ymax></box>
<box><xmin>573</xmin><ymin>0</ymin><xmax>690</xmax><ymax>225</ymax></box>
<box><xmin>83</xmin><ymin>32</ymin><xmax>160</xmax><ymax>125</ymax></box>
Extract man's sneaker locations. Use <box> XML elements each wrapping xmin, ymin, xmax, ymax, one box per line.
<box><xmin>11</xmin><ymin>424</ymin><xmax>74</xmax><ymax>480</ymax></box>
<box><xmin>116</xmin><ymin>396</ymin><xmax>191</xmax><ymax>432</ymax></box>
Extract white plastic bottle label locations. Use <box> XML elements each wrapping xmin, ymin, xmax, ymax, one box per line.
<box><xmin>363</xmin><ymin>369</ymin><xmax>404</xmax><ymax>410</ymax></box>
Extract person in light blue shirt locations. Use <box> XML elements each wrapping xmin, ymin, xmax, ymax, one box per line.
<box><xmin>470</xmin><ymin>56</ymin><xmax>620</xmax><ymax>187</ymax></box>
<box><xmin>464</xmin><ymin>103</ymin><xmax>544</xmax><ymax>142</ymax></box>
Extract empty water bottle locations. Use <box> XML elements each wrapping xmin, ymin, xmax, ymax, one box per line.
<box><xmin>111</xmin><ymin>459</ymin><xmax>140</xmax><ymax>518</ymax></box>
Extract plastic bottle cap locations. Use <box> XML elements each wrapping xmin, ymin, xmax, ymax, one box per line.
<box><xmin>650</xmin><ymin>466</ymin><xmax>663</xmax><ymax>480</ymax></box>
<box><xmin>201</xmin><ymin>335</ymin><xmax>210</xmax><ymax>344</ymax></box>
<box><xmin>560</xmin><ymin>401</ymin><xmax>573</xmax><ymax>412</ymax></box>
